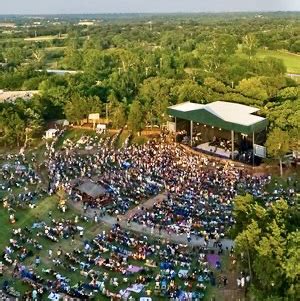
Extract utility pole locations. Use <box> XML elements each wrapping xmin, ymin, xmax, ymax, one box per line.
<box><xmin>159</xmin><ymin>57</ymin><xmax>163</xmax><ymax>69</ymax></box>
<box><xmin>145</xmin><ymin>67</ymin><xmax>149</xmax><ymax>77</ymax></box>
<box><xmin>106</xmin><ymin>103</ymin><xmax>109</xmax><ymax>124</ymax></box>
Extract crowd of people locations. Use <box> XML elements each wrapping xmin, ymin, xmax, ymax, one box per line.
<box><xmin>2</xmin><ymin>213</ymin><xmax>219</xmax><ymax>300</ymax></box>
<box><xmin>45</xmin><ymin>136</ymin><xmax>299</xmax><ymax>239</ymax></box>
<box><xmin>0</xmin><ymin>154</ymin><xmax>43</xmax><ymax>209</ymax></box>
<box><xmin>0</xmin><ymin>132</ymin><xmax>298</xmax><ymax>300</ymax></box>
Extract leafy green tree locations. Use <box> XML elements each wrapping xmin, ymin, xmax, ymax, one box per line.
<box><xmin>3</xmin><ymin>47</ymin><xmax>25</xmax><ymax>66</ymax></box>
<box><xmin>284</xmin><ymin>232</ymin><xmax>300</xmax><ymax>298</ymax></box>
<box><xmin>111</xmin><ymin>103</ymin><xmax>127</xmax><ymax>129</ymax></box>
<box><xmin>235</xmin><ymin>219</ymin><xmax>262</xmax><ymax>280</ymax></box>
<box><xmin>0</xmin><ymin>108</ymin><xmax>25</xmax><ymax>147</ymax></box>
<box><xmin>196</xmin><ymin>34</ymin><xmax>237</xmax><ymax>72</ymax></box>
<box><xmin>138</xmin><ymin>77</ymin><xmax>175</xmax><ymax>125</ymax></box>
<box><xmin>290</xmin><ymin>40</ymin><xmax>300</xmax><ymax>53</ymax></box>
<box><xmin>237</xmin><ymin>77</ymin><xmax>268</xmax><ymax>104</ymax></box>
<box><xmin>277</xmin><ymin>86</ymin><xmax>300</xmax><ymax>101</ymax></box>
<box><xmin>266</xmin><ymin>128</ymin><xmax>290</xmax><ymax>176</ymax></box>
<box><xmin>242</xmin><ymin>34</ymin><xmax>259</xmax><ymax>58</ymax></box>
<box><xmin>64</xmin><ymin>94</ymin><xmax>101</xmax><ymax>124</ymax></box>
<box><xmin>127</xmin><ymin>100</ymin><xmax>144</xmax><ymax>134</ymax></box>
<box><xmin>234</xmin><ymin>197</ymin><xmax>299</xmax><ymax>300</ymax></box>
<box><xmin>204</xmin><ymin>77</ymin><xmax>228</xmax><ymax>94</ymax></box>
<box><xmin>172</xmin><ymin>80</ymin><xmax>206</xmax><ymax>103</ymax></box>
<box><xmin>62</xmin><ymin>47</ymin><xmax>83</xmax><ymax>70</ymax></box>
<box><xmin>22</xmin><ymin>107</ymin><xmax>43</xmax><ymax>148</ymax></box>
<box><xmin>233</xmin><ymin>194</ymin><xmax>256</xmax><ymax>233</ymax></box>
<box><xmin>253</xmin><ymin>220</ymin><xmax>286</xmax><ymax>294</ymax></box>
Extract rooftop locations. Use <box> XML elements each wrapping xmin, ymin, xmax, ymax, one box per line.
<box><xmin>168</xmin><ymin>101</ymin><xmax>268</xmax><ymax>134</ymax></box>
<box><xmin>77</xmin><ymin>180</ymin><xmax>106</xmax><ymax>199</ymax></box>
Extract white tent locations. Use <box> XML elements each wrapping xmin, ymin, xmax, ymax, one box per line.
<box><xmin>45</xmin><ymin>129</ymin><xmax>58</xmax><ymax>139</ymax></box>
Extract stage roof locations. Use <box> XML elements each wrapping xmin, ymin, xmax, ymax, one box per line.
<box><xmin>167</xmin><ymin>101</ymin><xmax>268</xmax><ymax>134</ymax></box>
<box><xmin>77</xmin><ymin>180</ymin><xmax>106</xmax><ymax>199</ymax></box>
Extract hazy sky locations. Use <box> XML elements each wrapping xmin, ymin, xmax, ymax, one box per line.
<box><xmin>1</xmin><ymin>0</ymin><xmax>300</xmax><ymax>14</ymax></box>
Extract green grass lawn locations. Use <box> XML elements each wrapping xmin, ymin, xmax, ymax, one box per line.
<box><xmin>132</xmin><ymin>134</ymin><xmax>148</xmax><ymax>146</ymax></box>
<box><xmin>54</xmin><ymin>128</ymin><xmax>98</xmax><ymax>149</ymax></box>
<box><xmin>114</xmin><ymin>130</ymin><xmax>131</xmax><ymax>149</ymax></box>
<box><xmin>0</xmin><ymin>196</ymin><xmax>57</xmax><ymax>252</ymax></box>
<box><xmin>0</xmin><ymin>195</ymin><xmax>224</xmax><ymax>300</ymax></box>
<box><xmin>0</xmin><ymin>195</ymin><xmax>102</xmax><ymax>298</ymax></box>
<box><xmin>256</xmin><ymin>49</ymin><xmax>300</xmax><ymax>74</ymax></box>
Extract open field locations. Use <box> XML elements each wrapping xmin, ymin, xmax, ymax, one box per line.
<box><xmin>256</xmin><ymin>49</ymin><xmax>300</xmax><ymax>74</ymax></box>
<box><xmin>24</xmin><ymin>34</ymin><xmax>68</xmax><ymax>42</ymax></box>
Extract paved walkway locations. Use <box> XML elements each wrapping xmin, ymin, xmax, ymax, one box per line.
<box><xmin>99</xmin><ymin>214</ymin><xmax>234</xmax><ymax>249</ymax></box>
<box><xmin>122</xmin><ymin>191</ymin><xmax>168</xmax><ymax>219</ymax></box>
<box><xmin>71</xmin><ymin>192</ymin><xmax>234</xmax><ymax>249</ymax></box>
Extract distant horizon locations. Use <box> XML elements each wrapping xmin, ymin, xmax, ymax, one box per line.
<box><xmin>0</xmin><ymin>11</ymin><xmax>300</xmax><ymax>17</ymax></box>
<box><xmin>1</xmin><ymin>0</ymin><xmax>299</xmax><ymax>15</ymax></box>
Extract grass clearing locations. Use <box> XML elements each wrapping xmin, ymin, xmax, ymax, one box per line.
<box><xmin>132</xmin><ymin>134</ymin><xmax>148</xmax><ymax>145</ymax></box>
<box><xmin>256</xmin><ymin>49</ymin><xmax>300</xmax><ymax>74</ymax></box>
<box><xmin>54</xmin><ymin>128</ymin><xmax>98</xmax><ymax>149</ymax></box>
<box><xmin>24</xmin><ymin>34</ymin><xmax>68</xmax><ymax>42</ymax></box>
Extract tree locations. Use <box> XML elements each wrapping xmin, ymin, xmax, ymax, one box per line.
<box><xmin>234</xmin><ymin>197</ymin><xmax>298</xmax><ymax>300</ymax></box>
<box><xmin>237</xmin><ymin>77</ymin><xmax>269</xmax><ymax>104</ymax></box>
<box><xmin>111</xmin><ymin>103</ymin><xmax>127</xmax><ymax>129</ymax></box>
<box><xmin>195</xmin><ymin>34</ymin><xmax>237</xmax><ymax>72</ymax></box>
<box><xmin>127</xmin><ymin>100</ymin><xmax>144</xmax><ymax>134</ymax></box>
<box><xmin>253</xmin><ymin>220</ymin><xmax>286</xmax><ymax>294</ymax></box>
<box><xmin>64</xmin><ymin>94</ymin><xmax>102</xmax><ymax>124</ymax></box>
<box><xmin>172</xmin><ymin>80</ymin><xmax>206</xmax><ymax>103</ymax></box>
<box><xmin>0</xmin><ymin>109</ymin><xmax>25</xmax><ymax>147</ymax></box>
<box><xmin>266</xmin><ymin>128</ymin><xmax>290</xmax><ymax>176</ymax></box>
<box><xmin>283</xmin><ymin>232</ymin><xmax>300</xmax><ymax>298</ymax></box>
<box><xmin>3</xmin><ymin>47</ymin><xmax>25</xmax><ymax>66</ymax></box>
<box><xmin>138</xmin><ymin>77</ymin><xmax>175</xmax><ymax>125</ymax></box>
<box><xmin>22</xmin><ymin>107</ymin><xmax>43</xmax><ymax>149</ymax></box>
<box><xmin>233</xmin><ymin>194</ymin><xmax>256</xmax><ymax>233</ymax></box>
<box><xmin>235</xmin><ymin>220</ymin><xmax>262</xmax><ymax>280</ymax></box>
<box><xmin>242</xmin><ymin>34</ymin><xmax>259</xmax><ymax>58</ymax></box>
<box><xmin>289</xmin><ymin>128</ymin><xmax>300</xmax><ymax>155</ymax></box>
<box><xmin>62</xmin><ymin>47</ymin><xmax>83</xmax><ymax>70</ymax></box>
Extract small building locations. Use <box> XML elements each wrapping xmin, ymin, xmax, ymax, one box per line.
<box><xmin>96</xmin><ymin>124</ymin><xmax>107</xmax><ymax>133</ymax></box>
<box><xmin>76</xmin><ymin>180</ymin><xmax>112</xmax><ymax>206</ymax></box>
<box><xmin>45</xmin><ymin>129</ymin><xmax>58</xmax><ymax>139</ymax></box>
<box><xmin>38</xmin><ymin>69</ymin><xmax>81</xmax><ymax>75</ymax></box>
<box><xmin>78</xmin><ymin>21</ymin><xmax>95</xmax><ymax>26</ymax></box>
<box><xmin>54</xmin><ymin>119</ymin><xmax>70</xmax><ymax>127</ymax></box>
<box><xmin>77</xmin><ymin>180</ymin><xmax>106</xmax><ymax>199</ymax></box>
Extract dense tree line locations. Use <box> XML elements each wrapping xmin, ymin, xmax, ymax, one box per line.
<box><xmin>233</xmin><ymin>194</ymin><xmax>300</xmax><ymax>300</ymax></box>
<box><xmin>0</xmin><ymin>13</ymin><xmax>299</xmax><ymax>159</ymax></box>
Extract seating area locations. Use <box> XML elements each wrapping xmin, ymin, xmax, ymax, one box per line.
<box><xmin>0</xmin><ymin>134</ymin><xmax>299</xmax><ymax>300</ymax></box>
<box><xmin>2</xmin><ymin>217</ymin><xmax>218</xmax><ymax>300</ymax></box>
